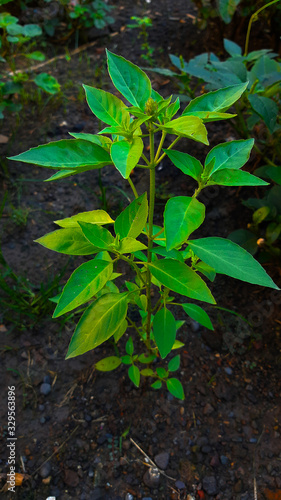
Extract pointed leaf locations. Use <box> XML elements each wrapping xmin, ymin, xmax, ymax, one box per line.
<box><xmin>148</xmin><ymin>259</ymin><xmax>216</xmax><ymax>303</ymax></box>
<box><xmin>35</xmin><ymin>227</ymin><xmax>99</xmax><ymax>255</ymax></box>
<box><xmin>55</xmin><ymin>210</ymin><xmax>114</xmax><ymax>228</ymax></box>
<box><xmin>151</xmin><ymin>380</ymin><xmax>162</xmax><ymax>390</ymax></box>
<box><xmin>224</xmin><ymin>38</ymin><xmax>242</xmax><ymax>56</ymax></box>
<box><xmin>126</xmin><ymin>336</ymin><xmax>134</xmax><ymax>355</ymax></box>
<box><xmin>160</xmin><ymin>116</ymin><xmax>209</xmax><ymax>145</ymax></box>
<box><xmin>66</xmin><ymin>293</ymin><xmax>128</xmax><ymax>358</ymax></box>
<box><xmin>248</xmin><ymin>94</ymin><xmax>278</xmax><ymax>134</ymax></box>
<box><xmin>115</xmin><ymin>193</ymin><xmax>148</xmax><ymax>239</ymax></box>
<box><xmin>204</xmin><ymin>139</ymin><xmax>254</xmax><ymax>176</ymax></box>
<box><xmin>128</xmin><ymin>365</ymin><xmax>140</xmax><ymax>387</ymax></box>
<box><xmin>153</xmin><ymin>308</ymin><xmax>176</xmax><ymax>359</ymax></box>
<box><xmin>118</xmin><ymin>237</ymin><xmax>147</xmax><ymax>254</ymax></box>
<box><xmin>69</xmin><ymin>132</ymin><xmax>112</xmax><ymax>150</ymax></box>
<box><xmin>53</xmin><ymin>260</ymin><xmax>113</xmax><ymax>317</ymax></box>
<box><xmin>172</xmin><ymin>340</ymin><xmax>185</xmax><ymax>350</ymax></box>
<box><xmin>164</xmin><ymin>149</ymin><xmax>203</xmax><ymax>181</ymax></box>
<box><xmin>188</xmin><ymin>237</ymin><xmax>279</xmax><ymax>289</ymax></box>
<box><xmin>164</xmin><ymin>196</ymin><xmax>205</xmax><ymax>250</ymax></box>
<box><xmin>114</xmin><ymin>319</ymin><xmax>128</xmax><ymax>342</ymax></box>
<box><xmin>111</xmin><ymin>137</ymin><xmax>143</xmax><ymax>178</ymax></box>
<box><xmin>83</xmin><ymin>85</ymin><xmax>130</xmax><ymax>126</ymax></box>
<box><xmin>79</xmin><ymin>222</ymin><xmax>114</xmax><ymax>250</ymax></box>
<box><xmin>182</xmin><ymin>303</ymin><xmax>214</xmax><ymax>330</ymax></box>
<box><xmin>106</xmin><ymin>50</ymin><xmax>151</xmax><ymax>109</ymax></box>
<box><xmin>8</xmin><ymin>139</ymin><xmax>111</xmax><ymax>169</ymax></box>
<box><xmin>166</xmin><ymin>378</ymin><xmax>185</xmax><ymax>400</ymax></box>
<box><xmin>96</xmin><ymin>356</ymin><xmax>122</xmax><ymax>371</ymax></box>
<box><xmin>168</xmin><ymin>354</ymin><xmax>180</xmax><ymax>372</ymax></box>
<box><xmin>208</xmin><ymin>168</ymin><xmax>269</xmax><ymax>186</ymax></box>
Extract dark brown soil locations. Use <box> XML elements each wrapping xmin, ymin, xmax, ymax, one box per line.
<box><xmin>1</xmin><ymin>1</ymin><xmax>281</xmax><ymax>500</ymax></box>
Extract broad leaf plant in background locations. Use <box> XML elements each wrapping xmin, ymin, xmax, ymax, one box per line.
<box><xmin>9</xmin><ymin>52</ymin><xmax>279</xmax><ymax>400</ymax></box>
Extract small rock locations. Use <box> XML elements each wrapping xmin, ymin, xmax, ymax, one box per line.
<box><xmin>142</xmin><ymin>498</ymin><xmax>153</xmax><ymax>500</ymax></box>
<box><xmin>203</xmin><ymin>403</ymin><xmax>215</xmax><ymax>415</ymax></box>
<box><xmin>143</xmin><ymin>467</ymin><xmax>160</xmax><ymax>488</ymax></box>
<box><xmin>39</xmin><ymin>417</ymin><xmax>46</xmax><ymax>424</ymax></box>
<box><xmin>122</xmin><ymin>439</ymin><xmax>131</xmax><ymax>450</ymax></box>
<box><xmin>63</xmin><ymin>468</ymin><xmax>79</xmax><ymax>487</ymax></box>
<box><xmin>191</xmin><ymin>320</ymin><xmax>200</xmax><ymax>332</ymax></box>
<box><xmin>38</xmin><ymin>404</ymin><xmax>45</xmax><ymax>411</ymax></box>
<box><xmin>220</xmin><ymin>455</ymin><xmax>228</xmax><ymax>465</ymax></box>
<box><xmin>40</xmin><ymin>383</ymin><xmax>51</xmax><ymax>396</ymax></box>
<box><xmin>210</xmin><ymin>454</ymin><xmax>220</xmax><ymax>467</ymax></box>
<box><xmin>175</xmin><ymin>480</ymin><xmax>186</xmax><ymax>489</ymax></box>
<box><xmin>40</xmin><ymin>462</ymin><xmax>51</xmax><ymax>478</ymax></box>
<box><xmin>125</xmin><ymin>494</ymin><xmax>134</xmax><ymax>500</ymax></box>
<box><xmin>202</xmin><ymin>475</ymin><xmax>218</xmax><ymax>495</ymax></box>
<box><xmin>43</xmin><ymin>375</ymin><xmax>52</xmax><ymax>384</ymax></box>
<box><xmin>224</xmin><ymin>367</ymin><xmax>233</xmax><ymax>375</ymax></box>
<box><xmin>154</xmin><ymin>451</ymin><xmax>169</xmax><ymax>470</ymax></box>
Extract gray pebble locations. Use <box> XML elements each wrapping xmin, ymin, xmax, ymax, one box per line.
<box><xmin>175</xmin><ymin>480</ymin><xmax>186</xmax><ymax>489</ymax></box>
<box><xmin>224</xmin><ymin>367</ymin><xmax>233</xmax><ymax>375</ymax></box>
<box><xmin>39</xmin><ymin>461</ymin><xmax>51</xmax><ymax>478</ymax></box>
<box><xmin>143</xmin><ymin>467</ymin><xmax>160</xmax><ymax>488</ymax></box>
<box><xmin>39</xmin><ymin>417</ymin><xmax>46</xmax><ymax>424</ymax></box>
<box><xmin>40</xmin><ymin>383</ymin><xmax>51</xmax><ymax>396</ymax></box>
<box><xmin>220</xmin><ymin>455</ymin><xmax>229</xmax><ymax>465</ymax></box>
<box><xmin>202</xmin><ymin>475</ymin><xmax>218</xmax><ymax>495</ymax></box>
<box><xmin>154</xmin><ymin>452</ymin><xmax>170</xmax><ymax>470</ymax></box>
<box><xmin>125</xmin><ymin>494</ymin><xmax>134</xmax><ymax>500</ymax></box>
<box><xmin>38</xmin><ymin>404</ymin><xmax>45</xmax><ymax>412</ymax></box>
<box><xmin>43</xmin><ymin>375</ymin><xmax>52</xmax><ymax>384</ymax></box>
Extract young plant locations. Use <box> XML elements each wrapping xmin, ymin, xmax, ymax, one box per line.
<box><xmin>127</xmin><ymin>16</ymin><xmax>154</xmax><ymax>65</ymax></box>
<box><xmin>9</xmin><ymin>51</ymin><xmax>279</xmax><ymax>399</ymax></box>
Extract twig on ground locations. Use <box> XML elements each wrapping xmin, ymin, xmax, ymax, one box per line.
<box><xmin>130</xmin><ymin>438</ymin><xmax>176</xmax><ymax>481</ymax></box>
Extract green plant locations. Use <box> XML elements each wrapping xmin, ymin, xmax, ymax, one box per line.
<box><xmin>127</xmin><ymin>16</ymin><xmax>154</xmax><ymax>65</ymax></box>
<box><xmin>9</xmin><ymin>51</ymin><xmax>279</xmax><ymax>399</ymax></box>
<box><xmin>0</xmin><ymin>10</ymin><xmax>61</xmax><ymax>118</ymax></box>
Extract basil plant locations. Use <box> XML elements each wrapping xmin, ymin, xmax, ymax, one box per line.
<box><xmin>9</xmin><ymin>51</ymin><xmax>279</xmax><ymax>400</ymax></box>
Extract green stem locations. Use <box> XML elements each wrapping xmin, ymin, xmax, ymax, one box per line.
<box><xmin>119</xmin><ymin>255</ymin><xmax>146</xmax><ymax>285</ymax></box>
<box><xmin>141</xmin><ymin>152</ymin><xmax>150</xmax><ymax>165</ymax></box>
<box><xmin>146</xmin><ymin>126</ymin><xmax>156</xmax><ymax>342</ymax></box>
<box><xmin>154</xmin><ymin>131</ymin><xmax>167</xmax><ymax>163</ymax></box>
<box><xmin>128</xmin><ymin>176</ymin><xmax>139</xmax><ymax>198</ymax></box>
<box><xmin>244</xmin><ymin>0</ymin><xmax>281</xmax><ymax>56</ymax></box>
<box><xmin>155</xmin><ymin>136</ymin><xmax>181</xmax><ymax>166</ymax></box>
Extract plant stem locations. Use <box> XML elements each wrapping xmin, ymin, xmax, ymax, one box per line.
<box><xmin>244</xmin><ymin>0</ymin><xmax>281</xmax><ymax>56</ymax></box>
<box><xmin>128</xmin><ymin>176</ymin><xmax>139</xmax><ymax>198</ymax></box>
<box><xmin>146</xmin><ymin>126</ymin><xmax>156</xmax><ymax>342</ymax></box>
<box><xmin>155</xmin><ymin>136</ymin><xmax>181</xmax><ymax>166</ymax></box>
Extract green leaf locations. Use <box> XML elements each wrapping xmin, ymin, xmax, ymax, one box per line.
<box><xmin>164</xmin><ymin>196</ymin><xmax>205</xmax><ymax>250</ymax></box>
<box><xmin>141</xmin><ymin>368</ymin><xmax>154</xmax><ymax>376</ymax></box>
<box><xmin>69</xmin><ymin>132</ymin><xmax>112</xmax><ymax>150</ymax></box>
<box><xmin>224</xmin><ymin>38</ymin><xmax>242</xmax><ymax>56</ymax></box>
<box><xmin>248</xmin><ymin>94</ymin><xmax>278</xmax><ymax>134</ymax></box>
<box><xmin>204</xmin><ymin>139</ymin><xmax>254</xmax><ymax>177</ymax></box>
<box><xmin>121</xmin><ymin>355</ymin><xmax>132</xmax><ymax>365</ymax></box>
<box><xmin>53</xmin><ymin>260</ymin><xmax>113</xmax><ymax>317</ymax></box>
<box><xmin>83</xmin><ymin>85</ymin><xmax>130</xmax><ymax>127</ymax></box>
<box><xmin>172</xmin><ymin>340</ymin><xmax>185</xmax><ymax>350</ymax></box>
<box><xmin>168</xmin><ymin>354</ymin><xmax>180</xmax><ymax>372</ymax></box>
<box><xmin>35</xmin><ymin>227</ymin><xmax>99</xmax><ymax>255</ymax></box>
<box><xmin>153</xmin><ymin>308</ymin><xmax>177</xmax><ymax>359</ymax></box>
<box><xmin>194</xmin><ymin>261</ymin><xmax>216</xmax><ymax>281</ymax></box>
<box><xmin>253</xmin><ymin>206</ymin><xmax>271</xmax><ymax>224</ymax></box>
<box><xmin>110</xmin><ymin>137</ymin><xmax>143</xmax><ymax>179</ymax></box>
<box><xmin>148</xmin><ymin>259</ymin><xmax>216</xmax><ymax>304</ymax></box>
<box><xmin>228</xmin><ymin>229</ymin><xmax>258</xmax><ymax>255</ymax></box>
<box><xmin>8</xmin><ymin>139</ymin><xmax>111</xmax><ymax>169</ymax></box>
<box><xmin>138</xmin><ymin>353</ymin><xmax>156</xmax><ymax>363</ymax></box>
<box><xmin>55</xmin><ymin>210</ymin><xmax>114</xmax><ymax>228</ymax></box>
<box><xmin>164</xmin><ymin>149</ymin><xmax>203</xmax><ymax>182</ymax></box>
<box><xmin>66</xmin><ymin>292</ymin><xmax>128</xmax><ymax>358</ymax></box>
<box><xmin>96</xmin><ymin>356</ymin><xmax>122</xmax><ymax>371</ymax></box>
<box><xmin>25</xmin><ymin>51</ymin><xmax>45</xmax><ymax>61</ymax></box>
<box><xmin>126</xmin><ymin>336</ymin><xmax>134</xmax><ymax>355</ymax></box>
<box><xmin>118</xmin><ymin>237</ymin><xmax>147</xmax><ymax>254</ymax></box>
<box><xmin>188</xmin><ymin>237</ymin><xmax>279</xmax><ymax>289</ymax></box>
<box><xmin>218</xmin><ymin>0</ymin><xmax>240</xmax><ymax>24</ymax></box>
<box><xmin>79</xmin><ymin>222</ymin><xmax>115</xmax><ymax>250</ymax></box>
<box><xmin>150</xmin><ymin>247</ymin><xmax>184</xmax><ymax>262</ymax></box>
<box><xmin>34</xmin><ymin>73</ymin><xmax>60</xmax><ymax>94</ymax></box>
<box><xmin>182</xmin><ymin>303</ymin><xmax>214</xmax><ymax>330</ymax></box>
<box><xmin>156</xmin><ymin>367</ymin><xmax>169</xmax><ymax>378</ymax></box>
<box><xmin>106</xmin><ymin>50</ymin><xmax>151</xmax><ymax>109</ymax></box>
<box><xmin>160</xmin><ymin>116</ymin><xmax>209</xmax><ymax>145</ymax></box>
<box><xmin>208</xmin><ymin>168</ymin><xmax>268</xmax><ymax>186</ymax></box>
<box><xmin>23</xmin><ymin>24</ymin><xmax>42</xmax><ymax>37</ymax></box>
<box><xmin>128</xmin><ymin>365</ymin><xmax>140</xmax><ymax>387</ymax></box>
<box><xmin>114</xmin><ymin>193</ymin><xmax>148</xmax><ymax>239</ymax></box>
<box><xmin>166</xmin><ymin>378</ymin><xmax>185</xmax><ymax>400</ymax></box>
<box><xmin>113</xmin><ymin>318</ymin><xmax>128</xmax><ymax>343</ymax></box>
<box><xmin>183</xmin><ymin>82</ymin><xmax>248</xmax><ymax>116</ymax></box>
<box><xmin>151</xmin><ymin>380</ymin><xmax>162</xmax><ymax>390</ymax></box>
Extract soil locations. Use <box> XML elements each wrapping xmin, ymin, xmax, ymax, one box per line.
<box><xmin>1</xmin><ymin>1</ymin><xmax>281</xmax><ymax>499</ymax></box>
